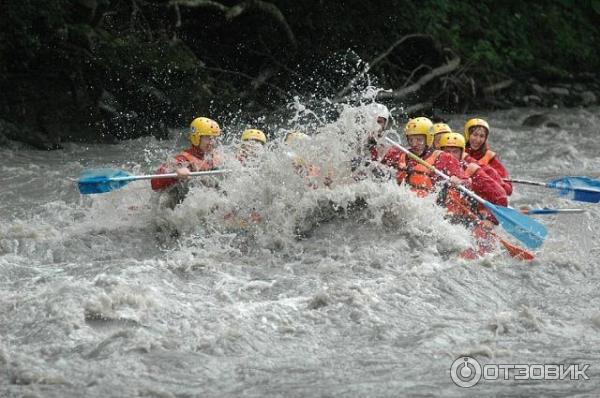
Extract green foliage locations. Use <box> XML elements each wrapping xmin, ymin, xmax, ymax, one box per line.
<box><xmin>0</xmin><ymin>0</ymin><xmax>70</xmax><ymax>71</ymax></box>
<box><xmin>417</xmin><ymin>0</ymin><xmax>599</xmax><ymax>78</ymax></box>
<box><xmin>1</xmin><ymin>0</ymin><xmax>599</xmax><ymax>145</ymax></box>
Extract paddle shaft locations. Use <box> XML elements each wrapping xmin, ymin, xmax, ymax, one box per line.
<box><xmin>506</xmin><ymin>178</ymin><xmax>600</xmax><ymax>194</ymax></box>
<box><xmin>384</xmin><ymin>138</ymin><xmax>487</xmax><ymax>206</ymax></box>
<box><xmin>451</xmin><ymin>191</ymin><xmax>534</xmax><ymax>260</ymax></box>
<box><xmin>105</xmin><ymin>169</ymin><xmax>229</xmax><ymax>182</ymax></box>
<box><xmin>522</xmin><ymin>208</ymin><xmax>585</xmax><ymax>215</ymax></box>
<box><xmin>505</xmin><ymin>178</ymin><xmax>546</xmax><ymax>187</ymax></box>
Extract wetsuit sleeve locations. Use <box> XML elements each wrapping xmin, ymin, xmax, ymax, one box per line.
<box><xmin>150</xmin><ymin>155</ymin><xmax>187</xmax><ymax>191</ymax></box>
<box><xmin>381</xmin><ymin>147</ymin><xmax>402</xmax><ymax>167</ymax></box>
<box><xmin>471</xmin><ymin>168</ymin><xmax>508</xmax><ymax>206</ymax></box>
<box><xmin>488</xmin><ymin>157</ymin><xmax>512</xmax><ymax>196</ymax></box>
<box><xmin>370</xmin><ymin>145</ymin><xmax>379</xmax><ymax>161</ymax></box>
<box><xmin>436</xmin><ymin>152</ymin><xmax>469</xmax><ymax>180</ymax></box>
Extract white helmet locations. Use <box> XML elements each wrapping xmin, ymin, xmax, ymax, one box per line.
<box><xmin>367</xmin><ymin>103</ymin><xmax>390</xmax><ymax>129</ymax></box>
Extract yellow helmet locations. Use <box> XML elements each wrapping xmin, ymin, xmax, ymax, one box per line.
<box><xmin>432</xmin><ymin>123</ymin><xmax>452</xmax><ymax>136</ymax></box>
<box><xmin>241</xmin><ymin>129</ymin><xmax>267</xmax><ymax>144</ymax></box>
<box><xmin>438</xmin><ymin>132</ymin><xmax>465</xmax><ymax>150</ymax></box>
<box><xmin>404</xmin><ymin>117</ymin><xmax>434</xmax><ymax>146</ymax></box>
<box><xmin>463</xmin><ymin>118</ymin><xmax>490</xmax><ymax>142</ymax></box>
<box><xmin>285</xmin><ymin>131</ymin><xmax>309</xmax><ymax>143</ymax></box>
<box><xmin>189</xmin><ymin>117</ymin><xmax>221</xmax><ymax>146</ymax></box>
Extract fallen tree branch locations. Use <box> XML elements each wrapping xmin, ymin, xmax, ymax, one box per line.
<box><xmin>171</xmin><ymin>0</ymin><xmax>296</xmax><ymax>47</ymax></box>
<box><xmin>335</xmin><ymin>33</ymin><xmax>432</xmax><ymax>101</ymax></box>
<box><xmin>377</xmin><ymin>56</ymin><xmax>461</xmax><ymax>100</ymax></box>
<box><xmin>200</xmin><ymin>65</ymin><xmax>289</xmax><ymax>99</ymax></box>
<box><xmin>170</xmin><ymin>0</ymin><xmax>227</xmax><ymax>12</ymax></box>
<box><xmin>404</xmin><ymin>102</ymin><xmax>433</xmax><ymax>115</ymax></box>
<box><xmin>401</xmin><ymin>64</ymin><xmax>430</xmax><ymax>88</ymax></box>
<box><xmin>172</xmin><ymin>3</ymin><xmax>182</xmax><ymax>27</ymax></box>
<box><xmin>482</xmin><ymin>79</ymin><xmax>514</xmax><ymax>95</ymax></box>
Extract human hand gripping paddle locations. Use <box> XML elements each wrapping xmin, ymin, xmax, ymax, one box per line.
<box><xmin>75</xmin><ymin>168</ymin><xmax>230</xmax><ymax>195</ymax></box>
<box><xmin>384</xmin><ymin>138</ymin><xmax>547</xmax><ymax>250</ymax></box>
<box><xmin>506</xmin><ymin>177</ymin><xmax>600</xmax><ymax>203</ymax></box>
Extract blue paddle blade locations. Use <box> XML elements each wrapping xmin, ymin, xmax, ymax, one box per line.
<box><xmin>547</xmin><ymin>177</ymin><xmax>600</xmax><ymax>203</ymax></box>
<box><xmin>486</xmin><ymin>201</ymin><xmax>547</xmax><ymax>249</ymax></box>
<box><xmin>78</xmin><ymin>168</ymin><xmax>132</xmax><ymax>194</ymax></box>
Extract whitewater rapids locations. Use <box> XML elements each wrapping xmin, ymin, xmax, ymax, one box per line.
<box><xmin>1</xmin><ymin>106</ymin><xmax>599</xmax><ymax>397</ymax></box>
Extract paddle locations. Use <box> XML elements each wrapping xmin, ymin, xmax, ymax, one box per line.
<box><xmin>384</xmin><ymin>138</ymin><xmax>547</xmax><ymax>249</ymax></box>
<box><xmin>76</xmin><ymin>168</ymin><xmax>230</xmax><ymax>195</ymax></box>
<box><xmin>495</xmin><ymin>234</ymin><xmax>535</xmax><ymax>261</ymax></box>
<box><xmin>519</xmin><ymin>207</ymin><xmax>586</xmax><ymax>215</ymax></box>
<box><xmin>507</xmin><ymin>177</ymin><xmax>600</xmax><ymax>203</ymax></box>
<box><xmin>446</xmin><ymin>190</ymin><xmax>534</xmax><ymax>260</ymax></box>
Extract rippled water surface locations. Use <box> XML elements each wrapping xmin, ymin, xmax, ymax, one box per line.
<box><xmin>1</xmin><ymin>106</ymin><xmax>600</xmax><ymax>397</ymax></box>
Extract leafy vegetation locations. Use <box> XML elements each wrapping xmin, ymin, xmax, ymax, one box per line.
<box><xmin>0</xmin><ymin>0</ymin><xmax>598</xmax><ymax>147</ymax></box>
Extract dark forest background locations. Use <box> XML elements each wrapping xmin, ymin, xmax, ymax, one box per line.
<box><xmin>1</xmin><ymin>0</ymin><xmax>599</xmax><ymax>149</ymax></box>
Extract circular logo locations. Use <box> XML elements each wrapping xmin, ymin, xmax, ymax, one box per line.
<box><xmin>450</xmin><ymin>356</ymin><xmax>482</xmax><ymax>388</ymax></box>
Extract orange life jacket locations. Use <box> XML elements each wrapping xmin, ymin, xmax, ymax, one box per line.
<box><xmin>397</xmin><ymin>150</ymin><xmax>441</xmax><ymax>196</ymax></box>
<box><xmin>178</xmin><ymin>150</ymin><xmax>220</xmax><ymax>171</ymax></box>
<box><xmin>477</xmin><ymin>149</ymin><xmax>495</xmax><ymax>166</ymax></box>
<box><xmin>463</xmin><ymin>148</ymin><xmax>495</xmax><ymax>166</ymax></box>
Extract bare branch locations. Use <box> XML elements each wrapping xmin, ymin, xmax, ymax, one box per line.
<box><xmin>200</xmin><ymin>65</ymin><xmax>289</xmax><ymax>100</ymax></box>
<box><xmin>404</xmin><ymin>102</ymin><xmax>432</xmax><ymax>115</ymax></box>
<box><xmin>169</xmin><ymin>0</ymin><xmax>227</xmax><ymax>12</ymax></box>
<box><xmin>334</xmin><ymin>33</ymin><xmax>432</xmax><ymax>101</ymax></box>
<box><xmin>245</xmin><ymin>0</ymin><xmax>296</xmax><ymax>48</ymax></box>
<box><xmin>171</xmin><ymin>0</ymin><xmax>296</xmax><ymax>47</ymax></box>
<box><xmin>401</xmin><ymin>64</ymin><xmax>430</xmax><ymax>88</ymax></box>
<box><xmin>482</xmin><ymin>79</ymin><xmax>514</xmax><ymax>95</ymax></box>
<box><xmin>377</xmin><ymin>56</ymin><xmax>461</xmax><ymax>100</ymax></box>
<box><xmin>370</xmin><ymin>34</ymin><xmax>432</xmax><ymax>70</ymax></box>
<box><xmin>172</xmin><ymin>3</ymin><xmax>182</xmax><ymax>28</ymax></box>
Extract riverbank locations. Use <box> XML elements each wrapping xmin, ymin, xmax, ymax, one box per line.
<box><xmin>2</xmin><ymin>73</ymin><xmax>598</xmax><ymax>150</ymax></box>
<box><xmin>1</xmin><ymin>1</ymin><xmax>598</xmax><ymax>149</ymax></box>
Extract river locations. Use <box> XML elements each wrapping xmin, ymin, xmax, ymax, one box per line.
<box><xmin>1</xmin><ymin>105</ymin><xmax>599</xmax><ymax>397</ymax></box>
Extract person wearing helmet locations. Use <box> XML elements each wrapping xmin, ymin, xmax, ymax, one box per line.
<box><xmin>431</xmin><ymin>122</ymin><xmax>452</xmax><ymax>149</ymax></box>
<box><xmin>464</xmin><ymin>118</ymin><xmax>512</xmax><ymax>196</ymax></box>
<box><xmin>437</xmin><ymin>132</ymin><xmax>505</xmax><ymax>259</ymax></box>
<box><xmin>150</xmin><ymin>117</ymin><xmax>222</xmax><ymax>208</ymax></box>
<box><xmin>365</xmin><ymin>103</ymin><xmax>391</xmax><ymax>161</ymax></box>
<box><xmin>284</xmin><ymin>130</ymin><xmax>310</xmax><ymax>144</ymax></box>
<box><xmin>382</xmin><ymin>117</ymin><xmax>469</xmax><ymax>197</ymax></box>
<box><xmin>439</xmin><ymin>132</ymin><xmax>507</xmax><ymax>213</ymax></box>
<box><xmin>236</xmin><ymin>128</ymin><xmax>267</xmax><ymax>164</ymax></box>
<box><xmin>350</xmin><ymin>103</ymin><xmax>392</xmax><ymax>181</ymax></box>
<box><xmin>223</xmin><ymin>128</ymin><xmax>267</xmax><ymax>226</ymax></box>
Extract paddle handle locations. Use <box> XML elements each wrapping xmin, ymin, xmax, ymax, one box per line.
<box><xmin>110</xmin><ymin>169</ymin><xmax>230</xmax><ymax>182</ymax></box>
<box><xmin>384</xmin><ymin>138</ymin><xmax>488</xmax><ymax>206</ymax></box>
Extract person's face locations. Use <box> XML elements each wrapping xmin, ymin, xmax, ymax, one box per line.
<box><xmin>407</xmin><ymin>135</ymin><xmax>426</xmax><ymax>155</ymax></box>
<box><xmin>376</xmin><ymin>117</ymin><xmax>387</xmax><ymax>132</ymax></box>
<box><xmin>468</xmin><ymin>127</ymin><xmax>487</xmax><ymax>150</ymax></box>
<box><xmin>198</xmin><ymin>135</ymin><xmax>217</xmax><ymax>152</ymax></box>
<box><xmin>443</xmin><ymin>146</ymin><xmax>462</xmax><ymax>161</ymax></box>
<box><xmin>433</xmin><ymin>133</ymin><xmax>445</xmax><ymax>149</ymax></box>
